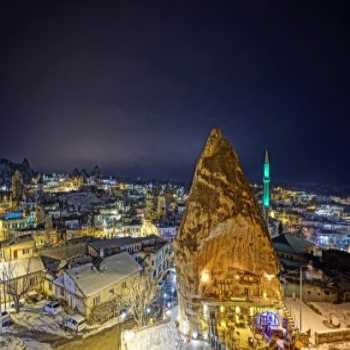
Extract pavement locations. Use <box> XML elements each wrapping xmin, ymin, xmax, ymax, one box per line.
<box><xmin>10</xmin><ymin>300</ymin><xmax>72</xmax><ymax>340</ymax></box>
<box><xmin>121</xmin><ymin>320</ymin><xmax>210</xmax><ymax>350</ymax></box>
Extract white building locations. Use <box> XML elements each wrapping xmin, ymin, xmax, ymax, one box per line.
<box><xmin>53</xmin><ymin>252</ymin><xmax>141</xmax><ymax>319</ymax></box>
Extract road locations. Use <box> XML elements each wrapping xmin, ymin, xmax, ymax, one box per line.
<box><xmin>55</xmin><ymin>324</ymin><xmax>121</xmax><ymax>350</ymax></box>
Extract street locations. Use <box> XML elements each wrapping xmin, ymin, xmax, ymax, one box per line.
<box><xmin>55</xmin><ymin>324</ymin><xmax>121</xmax><ymax>350</ymax></box>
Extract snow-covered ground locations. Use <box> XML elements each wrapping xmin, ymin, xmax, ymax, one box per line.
<box><xmin>20</xmin><ymin>338</ymin><xmax>52</xmax><ymax>350</ymax></box>
<box><xmin>0</xmin><ymin>300</ymin><xmax>73</xmax><ymax>349</ymax></box>
<box><xmin>285</xmin><ymin>297</ymin><xmax>350</xmax><ymax>349</ymax></box>
<box><xmin>0</xmin><ymin>335</ymin><xmax>25</xmax><ymax>350</ymax></box>
<box><xmin>122</xmin><ymin>306</ymin><xmax>210</xmax><ymax>350</ymax></box>
<box><xmin>122</xmin><ymin>321</ymin><xmax>210</xmax><ymax>350</ymax></box>
<box><xmin>308</xmin><ymin>302</ymin><xmax>350</xmax><ymax>328</ymax></box>
<box><xmin>2</xmin><ymin>299</ymin><xmax>129</xmax><ymax>349</ymax></box>
<box><xmin>10</xmin><ymin>300</ymin><xmax>72</xmax><ymax>339</ymax></box>
<box><xmin>285</xmin><ymin>297</ymin><xmax>329</xmax><ymax>338</ymax></box>
<box><xmin>0</xmin><ymin>335</ymin><xmax>52</xmax><ymax>350</ymax></box>
<box><xmin>285</xmin><ymin>298</ymin><xmax>350</xmax><ymax>333</ymax></box>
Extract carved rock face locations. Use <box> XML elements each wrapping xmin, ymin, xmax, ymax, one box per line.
<box><xmin>175</xmin><ymin>129</ymin><xmax>281</xmax><ymax>307</ymax></box>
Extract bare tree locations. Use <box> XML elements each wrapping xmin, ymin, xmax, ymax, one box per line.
<box><xmin>0</xmin><ymin>258</ymin><xmax>33</xmax><ymax>313</ymax></box>
<box><xmin>122</xmin><ymin>273</ymin><xmax>159</xmax><ymax>328</ymax></box>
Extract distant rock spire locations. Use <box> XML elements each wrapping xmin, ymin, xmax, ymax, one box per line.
<box><xmin>22</xmin><ymin>158</ymin><xmax>31</xmax><ymax>168</ymax></box>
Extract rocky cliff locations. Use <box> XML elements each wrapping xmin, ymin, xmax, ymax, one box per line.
<box><xmin>0</xmin><ymin>158</ymin><xmax>35</xmax><ymax>186</ymax></box>
<box><xmin>175</xmin><ymin>128</ymin><xmax>281</xmax><ymax>305</ymax></box>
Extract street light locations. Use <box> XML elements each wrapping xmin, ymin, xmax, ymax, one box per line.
<box><xmin>299</xmin><ymin>264</ymin><xmax>312</xmax><ymax>332</ymax></box>
<box><xmin>299</xmin><ymin>266</ymin><xmax>305</xmax><ymax>332</ymax></box>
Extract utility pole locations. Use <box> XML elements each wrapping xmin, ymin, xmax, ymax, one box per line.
<box><xmin>299</xmin><ymin>267</ymin><xmax>303</xmax><ymax>332</ymax></box>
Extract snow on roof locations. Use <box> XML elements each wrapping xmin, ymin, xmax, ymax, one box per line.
<box><xmin>89</xmin><ymin>235</ymin><xmax>162</xmax><ymax>250</ymax></box>
<box><xmin>279</xmin><ymin>257</ymin><xmax>304</xmax><ymax>268</ymax></box>
<box><xmin>67</xmin><ymin>314</ymin><xmax>85</xmax><ymax>323</ymax></box>
<box><xmin>40</xmin><ymin>243</ymin><xmax>87</xmax><ymax>260</ymax></box>
<box><xmin>0</xmin><ymin>257</ymin><xmax>45</xmax><ymax>281</ymax></box>
<box><xmin>60</xmin><ymin>192</ymin><xmax>103</xmax><ymax>211</ymax></box>
<box><xmin>273</xmin><ymin>233</ymin><xmax>314</xmax><ymax>254</ymax></box>
<box><xmin>67</xmin><ymin>252</ymin><xmax>141</xmax><ymax>297</ymax></box>
<box><xmin>89</xmin><ymin>237</ymin><xmax>139</xmax><ymax>250</ymax></box>
<box><xmin>2</xmin><ymin>210</ymin><xmax>23</xmax><ymax>220</ymax></box>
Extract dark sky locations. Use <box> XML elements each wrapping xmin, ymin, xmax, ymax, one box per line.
<box><xmin>1</xmin><ymin>1</ymin><xmax>349</xmax><ymax>184</ymax></box>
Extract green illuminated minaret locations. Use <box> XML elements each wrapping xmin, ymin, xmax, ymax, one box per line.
<box><xmin>263</xmin><ymin>149</ymin><xmax>270</xmax><ymax>220</ymax></box>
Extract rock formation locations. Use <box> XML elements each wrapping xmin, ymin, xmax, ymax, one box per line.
<box><xmin>0</xmin><ymin>158</ymin><xmax>35</xmax><ymax>186</ymax></box>
<box><xmin>174</xmin><ymin>128</ymin><xmax>282</xmax><ymax>339</ymax></box>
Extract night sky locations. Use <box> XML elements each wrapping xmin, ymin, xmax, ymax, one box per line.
<box><xmin>1</xmin><ymin>1</ymin><xmax>349</xmax><ymax>185</ymax></box>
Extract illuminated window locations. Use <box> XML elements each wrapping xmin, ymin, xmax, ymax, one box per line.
<box><xmin>201</xmin><ymin>270</ymin><xmax>210</xmax><ymax>283</ymax></box>
<box><xmin>93</xmin><ymin>295</ymin><xmax>101</xmax><ymax>306</ymax></box>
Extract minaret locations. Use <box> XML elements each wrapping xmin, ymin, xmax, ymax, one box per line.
<box><xmin>263</xmin><ymin>149</ymin><xmax>270</xmax><ymax>221</ymax></box>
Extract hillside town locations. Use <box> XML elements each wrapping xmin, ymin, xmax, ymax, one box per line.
<box><xmin>1</xmin><ymin>131</ymin><xmax>350</xmax><ymax>350</ymax></box>
<box><xmin>3</xmin><ymin>0</ymin><xmax>350</xmax><ymax>347</ymax></box>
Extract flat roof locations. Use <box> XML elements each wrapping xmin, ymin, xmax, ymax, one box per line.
<box><xmin>89</xmin><ymin>235</ymin><xmax>162</xmax><ymax>250</ymax></box>
<box><xmin>40</xmin><ymin>243</ymin><xmax>87</xmax><ymax>260</ymax></box>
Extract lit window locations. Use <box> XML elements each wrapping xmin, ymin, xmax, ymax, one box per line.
<box><xmin>201</xmin><ymin>270</ymin><xmax>210</xmax><ymax>284</ymax></box>
<box><xmin>93</xmin><ymin>295</ymin><xmax>101</xmax><ymax>306</ymax></box>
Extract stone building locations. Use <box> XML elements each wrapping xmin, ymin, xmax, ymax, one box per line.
<box><xmin>0</xmin><ymin>236</ymin><xmax>36</xmax><ymax>261</ymax></box>
<box><xmin>87</xmin><ymin>235</ymin><xmax>172</xmax><ymax>281</ymax></box>
<box><xmin>0</xmin><ymin>257</ymin><xmax>45</xmax><ymax>305</ymax></box>
<box><xmin>174</xmin><ymin>129</ymin><xmax>283</xmax><ymax>345</ymax></box>
<box><xmin>53</xmin><ymin>252</ymin><xmax>141</xmax><ymax>319</ymax></box>
<box><xmin>0</xmin><ymin>210</ymin><xmax>36</xmax><ymax>242</ymax></box>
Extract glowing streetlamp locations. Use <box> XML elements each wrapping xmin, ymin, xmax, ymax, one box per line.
<box><xmin>201</xmin><ymin>270</ymin><xmax>210</xmax><ymax>284</ymax></box>
<box><xmin>264</xmin><ymin>272</ymin><xmax>274</xmax><ymax>281</ymax></box>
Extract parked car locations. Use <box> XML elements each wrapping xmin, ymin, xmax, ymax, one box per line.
<box><xmin>117</xmin><ymin>308</ymin><xmax>129</xmax><ymax>323</ymax></box>
<box><xmin>146</xmin><ymin>303</ymin><xmax>162</xmax><ymax>320</ymax></box>
<box><xmin>43</xmin><ymin>301</ymin><xmax>62</xmax><ymax>315</ymax></box>
<box><xmin>0</xmin><ymin>310</ymin><xmax>12</xmax><ymax>328</ymax></box>
<box><xmin>63</xmin><ymin>314</ymin><xmax>87</xmax><ymax>333</ymax></box>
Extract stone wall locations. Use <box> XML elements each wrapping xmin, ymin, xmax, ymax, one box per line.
<box><xmin>315</xmin><ymin>329</ymin><xmax>350</xmax><ymax>345</ymax></box>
